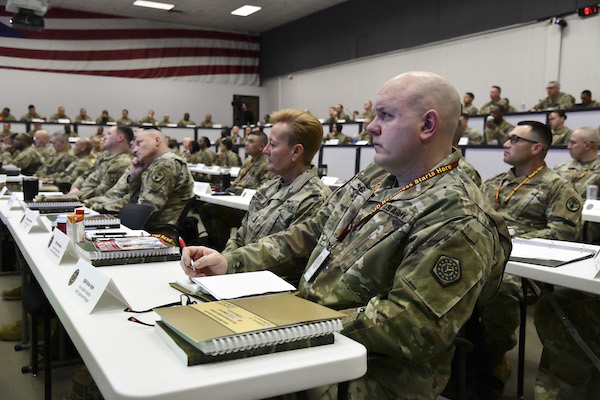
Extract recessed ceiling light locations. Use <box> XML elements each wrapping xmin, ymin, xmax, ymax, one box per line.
<box><xmin>133</xmin><ymin>1</ymin><xmax>175</xmax><ymax>11</ymax></box>
<box><xmin>231</xmin><ymin>5</ymin><xmax>262</xmax><ymax>17</ymax></box>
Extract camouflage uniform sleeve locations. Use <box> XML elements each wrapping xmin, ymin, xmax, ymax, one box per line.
<box><xmin>224</xmin><ymin>200</ymin><xmax>333</xmax><ymax>274</ymax></box>
<box><xmin>93</xmin><ymin>157</ymin><xmax>131</xmax><ymax>195</ymax></box>
<box><xmin>136</xmin><ymin>159</ymin><xmax>181</xmax><ymax>211</ymax></box>
<box><xmin>519</xmin><ymin>180</ymin><xmax>582</xmax><ymax>240</ymax></box>
<box><xmin>343</xmin><ymin>217</ymin><xmax>504</xmax><ymax>364</ymax></box>
<box><xmin>223</xmin><ymin>213</ymin><xmax>250</xmax><ymax>253</ymax></box>
<box><xmin>558</xmin><ymin>93</ymin><xmax>574</xmax><ymax>110</ymax></box>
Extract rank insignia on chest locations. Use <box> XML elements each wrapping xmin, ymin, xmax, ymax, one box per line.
<box><xmin>152</xmin><ymin>171</ymin><xmax>165</xmax><ymax>182</ymax></box>
<box><xmin>431</xmin><ymin>255</ymin><xmax>461</xmax><ymax>287</ymax></box>
<box><xmin>566</xmin><ymin>197</ymin><xmax>581</xmax><ymax>212</ymax></box>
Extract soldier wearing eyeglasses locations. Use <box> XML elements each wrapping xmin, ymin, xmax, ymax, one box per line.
<box><xmin>477</xmin><ymin>121</ymin><xmax>582</xmax><ymax>399</ymax></box>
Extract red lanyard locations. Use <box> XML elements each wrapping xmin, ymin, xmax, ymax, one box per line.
<box><xmin>337</xmin><ymin>161</ymin><xmax>458</xmax><ymax>243</ymax></box>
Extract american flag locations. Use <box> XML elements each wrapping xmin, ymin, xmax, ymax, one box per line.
<box><xmin>0</xmin><ymin>6</ymin><xmax>260</xmax><ymax>85</ymax></box>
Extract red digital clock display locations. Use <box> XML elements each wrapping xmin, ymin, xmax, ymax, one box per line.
<box><xmin>579</xmin><ymin>5</ymin><xmax>599</xmax><ymax>17</ymax></box>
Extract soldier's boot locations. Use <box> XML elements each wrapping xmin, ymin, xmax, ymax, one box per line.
<box><xmin>0</xmin><ymin>320</ymin><xmax>22</xmax><ymax>341</ymax></box>
<box><xmin>1</xmin><ymin>285</ymin><xmax>22</xmax><ymax>300</ymax></box>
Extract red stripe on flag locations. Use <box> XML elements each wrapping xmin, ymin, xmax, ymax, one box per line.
<box><xmin>0</xmin><ymin>65</ymin><xmax>259</xmax><ymax>79</ymax></box>
<box><xmin>0</xmin><ymin>46</ymin><xmax>260</xmax><ymax>61</ymax></box>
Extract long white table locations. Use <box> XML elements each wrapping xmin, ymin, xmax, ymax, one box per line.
<box><xmin>0</xmin><ymin>197</ymin><xmax>367</xmax><ymax>400</ymax></box>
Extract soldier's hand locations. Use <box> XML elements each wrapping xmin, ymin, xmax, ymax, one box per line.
<box><xmin>69</xmin><ymin>187</ymin><xmax>82</xmax><ymax>195</ymax></box>
<box><xmin>181</xmin><ymin>246</ymin><xmax>228</xmax><ymax>278</ymax></box>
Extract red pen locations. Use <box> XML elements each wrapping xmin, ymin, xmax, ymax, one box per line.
<box><xmin>178</xmin><ymin>236</ymin><xmax>195</xmax><ymax>271</ymax></box>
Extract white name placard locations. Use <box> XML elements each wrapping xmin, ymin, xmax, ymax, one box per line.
<box><xmin>67</xmin><ymin>259</ymin><xmax>131</xmax><ymax>314</ymax></box>
<box><xmin>21</xmin><ymin>208</ymin><xmax>41</xmax><ymax>233</ymax></box>
<box><xmin>7</xmin><ymin>193</ymin><xmax>22</xmax><ymax>209</ymax></box>
<box><xmin>321</xmin><ymin>176</ymin><xmax>342</xmax><ymax>186</ymax></box>
<box><xmin>47</xmin><ymin>228</ymin><xmax>76</xmax><ymax>264</ymax></box>
<box><xmin>240</xmin><ymin>189</ymin><xmax>257</xmax><ymax>199</ymax></box>
<box><xmin>193</xmin><ymin>182</ymin><xmax>212</xmax><ymax>195</ymax></box>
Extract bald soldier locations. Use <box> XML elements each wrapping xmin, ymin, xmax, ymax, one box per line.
<box><xmin>33</xmin><ymin>129</ymin><xmax>55</xmax><ymax>162</ymax></box>
<box><xmin>44</xmin><ymin>138</ymin><xmax>94</xmax><ymax>185</ymax></box>
<box><xmin>127</xmin><ymin>128</ymin><xmax>194</xmax><ymax>225</ymax></box>
<box><xmin>180</xmin><ymin>71</ymin><xmax>511</xmax><ymax>399</ymax></box>
<box><xmin>479</xmin><ymin>121</ymin><xmax>582</xmax><ymax>399</ymax></box>
<box><xmin>37</xmin><ymin>130</ymin><xmax>76</xmax><ymax>178</ymax></box>
<box><xmin>554</xmin><ymin>126</ymin><xmax>600</xmax><ymax>242</ymax></box>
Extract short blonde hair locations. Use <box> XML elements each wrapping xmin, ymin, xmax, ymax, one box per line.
<box><xmin>270</xmin><ymin>109</ymin><xmax>322</xmax><ymax>165</ymax></box>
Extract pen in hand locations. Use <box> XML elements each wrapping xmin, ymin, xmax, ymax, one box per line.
<box><xmin>178</xmin><ymin>236</ymin><xmax>196</xmax><ymax>271</ymax></box>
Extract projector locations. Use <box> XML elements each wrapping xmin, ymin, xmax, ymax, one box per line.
<box><xmin>5</xmin><ymin>0</ymin><xmax>49</xmax><ymax>32</ymax></box>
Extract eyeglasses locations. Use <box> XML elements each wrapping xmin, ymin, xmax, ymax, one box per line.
<box><xmin>507</xmin><ymin>135</ymin><xmax>539</xmax><ymax>145</ymax></box>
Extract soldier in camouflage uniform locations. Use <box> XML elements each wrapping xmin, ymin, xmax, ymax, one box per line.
<box><xmin>357</xmin><ymin>118</ymin><xmax>373</xmax><ymax>144</ymax></box>
<box><xmin>214</xmin><ymin>138</ymin><xmax>241</xmax><ymax>167</ymax></box>
<box><xmin>70</xmin><ymin>126</ymin><xmax>133</xmax><ymax>200</ymax></box>
<box><xmin>531</xmin><ymin>81</ymin><xmax>575</xmax><ymax>111</ymax></box>
<box><xmin>479</xmin><ymin>86</ymin><xmax>510</xmax><ymax>115</ymax></box>
<box><xmin>224</xmin><ymin>109</ymin><xmax>332</xmax><ymax>280</ymax></box>
<box><xmin>0</xmin><ymin>133</ymin><xmax>44</xmax><ymax>175</ymax></box>
<box><xmin>483</xmin><ymin>105</ymin><xmax>514</xmax><ymax>145</ymax></box>
<box><xmin>199</xmin><ymin>114</ymin><xmax>213</xmax><ymax>128</ymax></box>
<box><xmin>33</xmin><ymin>130</ymin><xmax>56</xmax><ymax>163</ymax></box>
<box><xmin>19</xmin><ymin>104</ymin><xmax>44</xmax><ymax>122</ymax></box>
<box><xmin>226</xmin><ymin>131</ymin><xmax>275</xmax><ymax>195</ymax></box>
<box><xmin>548</xmin><ymin>110</ymin><xmax>573</xmax><ymax>145</ymax></box>
<box><xmin>116</xmin><ymin>109</ymin><xmax>134</xmax><ymax>126</ymax></box>
<box><xmin>324</xmin><ymin>123</ymin><xmax>353</xmax><ymax>144</ymax></box>
<box><xmin>479</xmin><ymin>121</ymin><xmax>582</xmax><ymax>399</ymax></box>
<box><xmin>196</xmin><ymin>137</ymin><xmax>215</xmax><ymax>165</ymax></box>
<box><xmin>49</xmin><ymin>106</ymin><xmax>71</xmax><ymax>122</ymax></box>
<box><xmin>458</xmin><ymin>113</ymin><xmax>483</xmax><ymax>145</ymax></box>
<box><xmin>47</xmin><ymin>139</ymin><xmax>94</xmax><ymax>185</ymax></box>
<box><xmin>37</xmin><ymin>131</ymin><xmax>76</xmax><ymax>178</ymax></box>
<box><xmin>578</xmin><ymin>90</ymin><xmax>600</xmax><ymax>108</ymax></box>
<box><xmin>177</xmin><ymin>113</ymin><xmax>196</xmax><ymax>127</ymax></box>
<box><xmin>127</xmin><ymin>128</ymin><xmax>194</xmax><ymax>225</ymax></box>
<box><xmin>462</xmin><ymin>92</ymin><xmax>478</xmax><ymax>116</ymax></box>
<box><xmin>181</xmin><ymin>72</ymin><xmax>511</xmax><ymax>399</ymax></box>
<box><xmin>360</xmin><ymin>100</ymin><xmax>375</xmax><ymax>120</ymax></box>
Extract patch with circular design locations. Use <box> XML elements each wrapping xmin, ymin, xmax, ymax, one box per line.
<box><xmin>152</xmin><ymin>170</ymin><xmax>165</xmax><ymax>182</ymax></box>
<box><xmin>431</xmin><ymin>255</ymin><xmax>461</xmax><ymax>287</ymax></box>
<box><xmin>566</xmin><ymin>197</ymin><xmax>581</xmax><ymax>212</ymax></box>
<box><xmin>69</xmin><ymin>269</ymin><xmax>79</xmax><ymax>286</ymax></box>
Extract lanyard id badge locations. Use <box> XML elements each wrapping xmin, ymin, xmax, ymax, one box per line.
<box><xmin>303</xmin><ymin>247</ymin><xmax>330</xmax><ymax>282</ymax></box>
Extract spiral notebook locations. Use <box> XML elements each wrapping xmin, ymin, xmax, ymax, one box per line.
<box><xmin>25</xmin><ymin>201</ymin><xmax>83</xmax><ymax>214</ymax></box>
<box><xmin>76</xmin><ymin>236</ymin><xmax>180</xmax><ymax>266</ymax></box>
<box><xmin>154</xmin><ymin>293</ymin><xmax>343</xmax><ymax>359</ymax></box>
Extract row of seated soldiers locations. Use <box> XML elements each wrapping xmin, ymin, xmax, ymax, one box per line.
<box><xmin>458</xmin><ymin>106</ymin><xmax>600</xmax><ymax>146</ymax></box>
<box><xmin>0</xmin><ymin>105</ymin><xmax>217</xmax><ymax>128</ymax></box>
<box><xmin>462</xmin><ymin>82</ymin><xmax>600</xmax><ymax>115</ymax></box>
<box><xmin>1</xmin><ymin>94</ymin><xmax>599</xmax><ymax>399</ymax></box>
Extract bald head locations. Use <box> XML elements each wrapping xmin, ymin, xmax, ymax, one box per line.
<box><xmin>368</xmin><ymin>71</ymin><xmax>461</xmax><ymax>182</ymax></box>
<box><xmin>74</xmin><ymin>138</ymin><xmax>92</xmax><ymax>157</ymax></box>
<box><xmin>385</xmin><ymin>71</ymin><xmax>461</xmax><ymax>141</ymax></box>
<box><xmin>34</xmin><ymin>130</ymin><xmax>50</xmax><ymax>147</ymax></box>
<box><xmin>132</xmin><ymin>128</ymin><xmax>169</xmax><ymax>165</ymax></box>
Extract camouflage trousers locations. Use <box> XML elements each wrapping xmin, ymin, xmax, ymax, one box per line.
<box><xmin>534</xmin><ymin>288</ymin><xmax>600</xmax><ymax>400</ymax></box>
<box><xmin>477</xmin><ymin>272</ymin><xmax>523</xmax><ymax>355</ymax></box>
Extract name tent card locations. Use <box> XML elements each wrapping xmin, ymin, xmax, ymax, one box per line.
<box><xmin>21</xmin><ymin>208</ymin><xmax>41</xmax><ymax>233</ymax></box>
<box><xmin>7</xmin><ymin>193</ymin><xmax>22</xmax><ymax>210</ymax></box>
<box><xmin>240</xmin><ymin>189</ymin><xmax>257</xmax><ymax>199</ymax></box>
<box><xmin>67</xmin><ymin>259</ymin><xmax>131</xmax><ymax>314</ymax></box>
<box><xmin>193</xmin><ymin>182</ymin><xmax>211</xmax><ymax>195</ymax></box>
<box><xmin>47</xmin><ymin>228</ymin><xmax>77</xmax><ymax>264</ymax></box>
<box><xmin>321</xmin><ymin>176</ymin><xmax>342</xmax><ymax>186</ymax></box>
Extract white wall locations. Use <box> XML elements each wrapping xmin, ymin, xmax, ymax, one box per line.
<box><xmin>2</xmin><ymin>69</ymin><xmax>266</xmax><ymax>127</ymax></box>
<box><xmin>262</xmin><ymin>15</ymin><xmax>600</xmax><ymax>119</ymax></box>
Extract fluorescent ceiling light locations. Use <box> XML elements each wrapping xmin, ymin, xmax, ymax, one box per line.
<box><xmin>231</xmin><ymin>5</ymin><xmax>262</xmax><ymax>17</ymax></box>
<box><xmin>133</xmin><ymin>1</ymin><xmax>175</xmax><ymax>11</ymax></box>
